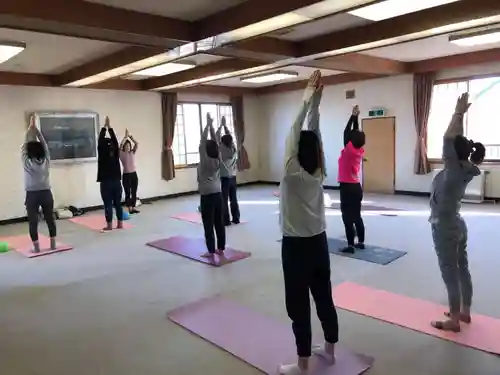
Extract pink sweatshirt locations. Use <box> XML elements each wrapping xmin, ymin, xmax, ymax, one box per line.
<box><xmin>337</xmin><ymin>142</ymin><xmax>364</xmax><ymax>183</ymax></box>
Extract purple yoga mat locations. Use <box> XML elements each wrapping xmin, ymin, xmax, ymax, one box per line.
<box><xmin>146</xmin><ymin>236</ymin><xmax>251</xmax><ymax>267</ymax></box>
<box><xmin>168</xmin><ymin>296</ymin><xmax>374</xmax><ymax>375</ymax></box>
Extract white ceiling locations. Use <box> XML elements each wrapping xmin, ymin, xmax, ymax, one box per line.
<box><xmin>0</xmin><ymin>28</ymin><xmax>122</xmax><ymax>74</ymax></box>
<box><xmin>206</xmin><ymin>65</ymin><xmax>344</xmax><ymax>87</ymax></box>
<box><xmin>125</xmin><ymin>54</ymin><xmax>227</xmax><ymax>80</ymax></box>
<box><xmin>363</xmin><ymin>34</ymin><xmax>500</xmax><ymax>62</ymax></box>
<box><xmin>85</xmin><ymin>0</ymin><xmax>247</xmax><ymax>21</ymax></box>
<box><xmin>271</xmin><ymin>13</ymin><xmax>371</xmax><ymax>41</ymax></box>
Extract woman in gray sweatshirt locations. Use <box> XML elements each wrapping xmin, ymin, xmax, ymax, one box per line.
<box><xmin>278</xmin><ymin>71</ymin><xmax>338</xmax><ymax>375</ymax></box>
<box><xmin>216</xmin><ymin>116</ymin><xmax>240</xmax><ymax>225</ymax></box>
<box><xmin>22</xmin><ymin>116</ymin><xmax>57</xmax><ymax>253</ymax></box>
<box><xmin>198</xmin><ymin>113</ymin><xmax>226</xmax><ymax>258</ymax></box>
<box><xmin>429</xmin><ymin>93</ymin><xmax>485</xmax><ymax>333</ymax></box>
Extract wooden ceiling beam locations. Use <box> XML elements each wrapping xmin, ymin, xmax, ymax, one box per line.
<box><xmin>195</xmin><ymin>0</ymin><xmax>330</xmax><ymax>39</ymax></box>
<box><xmin>255</xmin><ymin>72</ymin><xmax>384</xmax><ymax>95</ymax></box>
<box><xmin>141</xmin><ymin>58</ymin><xmax>263</xmax><ymax>90</ymax></box>
<box><xmin>53</xmin><ymin>46</ymin><xmax>166</xmax><ymax>86</ymax></box>
<box><xmin>410</xmin><ymin>48</ymin><xmax>500</xmax><ymax>73</ymax></box>
<box><xmin>0</xmin><ymin>0</ymin><xmax>192</xmax><ymax>46</ymax></box>
<box><xmin>297</xmin><ymin>0</ymin><xmax>500</xmax><ymax>58</ymax></box>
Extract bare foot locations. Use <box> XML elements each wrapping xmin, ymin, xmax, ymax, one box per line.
<box><xmin>201</xmin><ymin>252</ymin><xmax>214</xmax><ymax>258</ymax></box>
<box><xmin>444</xmin><ymin>311</ymin><xmax>471</xmax><ymax>324</ymax></box>
<box><xmin>431</xmin><ymin>319</ymin><xmax>461</xmax><ymax>332</ymax></box>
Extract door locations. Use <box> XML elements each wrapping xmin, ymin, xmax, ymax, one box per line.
<box><xmin>362</xmin><ymin>117</ymin><xmax>396</xmax><ymax>194</ymax></box>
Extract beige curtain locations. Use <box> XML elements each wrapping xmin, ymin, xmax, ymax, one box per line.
<box><xmin>230</xmin><ymin>95</ymin><xmax>251</xmax><ymax>171</ymax></box>
<box><xmin>161</xmin><ymin>92</ymin><xmax>177</xmax><ymax>181</ymax></box>
<box><xmin>413</xmin><ymin>72</ymin><xmax>435</xmax><ymax>175</ymax></box>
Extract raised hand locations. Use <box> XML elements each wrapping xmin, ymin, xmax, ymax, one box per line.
<box><xmin>221</xmin><ymin>116</ymin><xmax>226</xmax><ymax>127</ymax></box>
<box><xmin>104</xmin><ymin>116</ymin><xmax>110</xmax><ymax>128</ymax></box>
<box><xmin>303</xmin><ymin>70</ymin><xmax>321</xmax><ymax>103</ymax></box>
<box><xmin>29</xmin><ymin>115</ymin><xmax>35</xmax><ymax>129</ymax></box>
<box><xmin>455</xmin><ymin>93</ymin><xmax>471</xmax><ymax>115</ymax></box>
<box><xmin>206</xmin><ymin>112</ymin><xmax>213</xmax><ymax>127</ymax></box>
<box><xmin>125</xmin><ymin>128</ymin><xmax>130</xmax><ymax>137</ymax></box>
<box><xmin>352</xmin><ymin>105</ymin><xmax>360</xmax><ymax>116</ymax></box>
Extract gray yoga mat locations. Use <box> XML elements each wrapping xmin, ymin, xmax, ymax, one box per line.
<box><xmin>328</xmin><ymin>203</ymin><xmax>402</xmax><ymax>212</ymax></box>
<box><xmin>327</xmin><ymin>237</ymin><xmax>407</xmax><ymax>265</ymax></box>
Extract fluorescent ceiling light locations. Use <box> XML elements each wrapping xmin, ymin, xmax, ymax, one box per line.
<box><xmin>241</xmin><ymin>71</ymin><xmax>299</xmax><ymax>84</ymax></box>
<box><xmin>348</xmin><ymin>0</ymin><xmax>459</xmax><ymax>21</ymax></box>
<box><xmin>0</xmin><ymin>41</ymin><xmax>26</xmax><ymax>64</ymax></box>
<box><xmin>449</xmin><ymin>29</ymin><xmax>500</xmax><ymax>47</ymax></box>
<box><xmin>130</xmin><ymin>62</ymin><xmax>195</xmax><ymax>77</ymax></box>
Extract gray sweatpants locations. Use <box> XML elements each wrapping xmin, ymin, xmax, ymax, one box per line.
<box><xmin>431</xmin><ymin>217</ymin><xmax>472</xmax><ymax>314</ymax></box>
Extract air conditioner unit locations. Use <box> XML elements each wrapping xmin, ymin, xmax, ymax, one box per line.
<box><xmin>431</xmin><ymin>169</ymin><xmax>487</xmax><ymax>203</ymax></box>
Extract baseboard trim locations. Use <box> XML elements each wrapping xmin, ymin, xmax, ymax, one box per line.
<box><xmin>0</xmin><ymin>181</ymin><xmax>261</xmax><ymax>226</ymax></box>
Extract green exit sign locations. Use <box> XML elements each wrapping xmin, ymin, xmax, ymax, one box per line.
<box><xmin>368</xmin><ymin>108</ymin><xmax>386</xmax><ymax>117</ymax></box>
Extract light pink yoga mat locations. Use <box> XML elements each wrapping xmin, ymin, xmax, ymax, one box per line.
<box><xmin>168</xmin><ymin>296</ymin><xmax>374</xmax><ymax>374</ymax></box>
<box><xmin>171</xmin><ymin>212</ymin><xmax>247</xmax><ymax>225</ymax></box>
<box><xmin>0</xmin><ymin>234</ymin><xmax>73</xmax><ymax>258</ymax></box>
<box><xmin>334</xmin><ymin>282</ymin><xmax>500</xmax><ymax>355</ymax></box>
<box><xmin>69</xmin><ymin>214</ymin><xmax>133</xmax><ymax>231</ymax></box>
<box><xmin>146</xmin><ymin>236</ymin><xmax>251</xmax><ymax>267</ymax></box>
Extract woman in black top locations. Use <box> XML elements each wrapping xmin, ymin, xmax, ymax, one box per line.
<box><xmin>97</xmin><ymin>116</ymin><xmax>124</xmax><ymax>231</ymax></box>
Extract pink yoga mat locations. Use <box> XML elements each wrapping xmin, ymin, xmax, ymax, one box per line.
<box><xmin>0</xmin><ymin>234</ymin><xmax>73</xmax><ymax>258</ymax></box>
<box><xmin>168</xmin><ymin>296</ymin><xmax>373</xmax><ymax>375</ymax></box>
<box><xmin>69</xmin><ymin>214</ymin><xmax>132</xmax><ymax>231</ymax></box>
<box><xmin>146</xmin><ymin>236</ymin><xmax>251</xmax><ymax>267</ymax></box>
<box><xmin>334</xmin><ymin>282</ymin><xmax>500</xmax><ymax>355</ymax></box>
<box><xmin>171</xmin><ymin>212</ymin><xmax>247</xmax><ymax>225</ymax></box>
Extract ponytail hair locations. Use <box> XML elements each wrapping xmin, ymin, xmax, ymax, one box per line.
<box><xmin>470</xmin><ymin>141</ymin><xmax>485</xmax><ymax>165</ymax></box>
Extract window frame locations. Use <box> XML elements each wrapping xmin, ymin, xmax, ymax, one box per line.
<box><xmin>427</xmin><ymin>73</ymin><xmax>500</xmax><ymax>164</ymax></box>
<box><xmin>173</xmin><ymin>101</ymin><xmax>235</xmax><ymax>169</ymax></box>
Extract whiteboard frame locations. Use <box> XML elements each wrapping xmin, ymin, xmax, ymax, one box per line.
<box><xmin>32</xmin><ymin>111</ymin><xmax>100</xmax><ymax>164</ymax></box>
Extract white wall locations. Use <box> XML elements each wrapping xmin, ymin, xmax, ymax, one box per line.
<box><xmin>0</xmin><ymin>87</ymin><xmax>262</xmax><ymax>221</ymax></box>
<box><xmin>259</xmin><ymin>67</ymin><xmax>500</xmax><ymax>198</ymax></box>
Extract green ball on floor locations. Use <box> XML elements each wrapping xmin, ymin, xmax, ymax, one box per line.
<box><xmin>0</xmin><ymin>242</ymin><xmax>10</xmax><ymax>253</ymax></box>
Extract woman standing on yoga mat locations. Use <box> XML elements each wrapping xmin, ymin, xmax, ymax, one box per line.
<box><xmin>22</xmin><ymin>115</ymin><xmax>57</xmax><ymax>253</ymax></box>
<box><xmin>216</xmin><ymin>116</ymin><xmax>240</xmax><ymax>226</ymax></box>
<box><xmin>198</xmin><ymin>113</ymin><xmax>226</xmax><ymax>258</ymax></box>
<box><xmin>429</xmin><ymin>93</ymin><xmax>484</xmax><ymax>333</ymax></box>
<box><xmin>120</xmin><ymin>129</ymin><xmax>140</xmax><ymax>214</ymax></box>
<box><xmin>279</xmin><ymin>70</ymin><xmax>338</xmax><ymax>375</ymax></box>
<box><xmin>337</xmin><ymin>105</ymin><xmax>366</xmax><ymax>254</ymax></box>
<box><xmin>97</xmin><ymin>116</ymin><xmax>124</xmax><ymax>231</ymax></box>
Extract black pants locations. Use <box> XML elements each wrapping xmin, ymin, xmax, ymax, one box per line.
<box><xmin>221</xmin><ymin>176</ymin><xmax>240</xmax><ymax>224</ymax></box>
<box><xmin>100</xmin><ymin>180</ymin><xmax>124</xmax><ymax>223</ymax></box>
<box><xmin>339</xmin><ymin>182</ymin><xmax>365</xmax><ymax>246</ymax></box>
<box><xmin>281</xmin><ymin>231</ymin><xmax>339</xmax><ymax>357</ymax></box>
<box><xmin>200</xmin><ymin>192</ymin><xmax>226</xmax><ymax>253</ymax></box>
<box><xmin>122</xmin><ymin>172</ymin><xmax>138</xmax><ymax>208</ymax></box>
<box><xmin>25</xmin><ymin>189</ymin><xmax>57</xmax><ymax>242</ymax></box>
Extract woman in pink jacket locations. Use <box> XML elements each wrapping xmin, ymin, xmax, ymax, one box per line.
<box><xmin>337</xmin><ymin>105</ymin><xmax>366</xmax><ymax>253</ymax></box>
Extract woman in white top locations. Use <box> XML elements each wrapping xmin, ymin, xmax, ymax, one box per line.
<box><xmin>279</xmin><ymin>71</ymin><xmax>338</xmax><ymax>375</ymax></box>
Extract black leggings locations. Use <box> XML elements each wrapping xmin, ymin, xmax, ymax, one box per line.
<box><xmin>221</xmin><ymin>176</ymin><xmax>240</xmax><ymax>224</ymax></box>
<box><xmin>339</xmin><ymin>182</ymin><xmax>365</xmax><ymax>246</ymax></box>
<box><xmin>282</xmin><ymin>232</ymin><xmax>339</xmax><ymax>357</ymax></box>
<box><xmin>100</xmin><ymin>180</ymin><xmax>124</xmax><ymax>223</ymax></box>
<box><xmin>200</xmin><ymin>192</ymin><xmax>226</xmax><ymax>253</ymax></box>
<box><xmin>25</xmin><ymin>189</ymin><xmax>56</xmax><ymax>242</ymax></box>
<box><xmin>122</xmin><ymin>172</ymin><xmax>138</xmax><ymax>208</ymax></box>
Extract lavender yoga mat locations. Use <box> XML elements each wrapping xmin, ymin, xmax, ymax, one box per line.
<box><xmin>168</xmin><ymin>296</ymin><xmax>374</xmax><ymax>374</ymax></box>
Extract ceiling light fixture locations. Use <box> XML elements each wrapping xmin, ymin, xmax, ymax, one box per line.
<box><xmin>130</xmin><ymin>62</ymin><xmax>195</xmax><ymax>77</ymax></box>
<box><xmin>348</xmin><ymin>0</ymin><xmax>459</xmax><ymax>22</ymax></box>
<box><xmin>449</xmin><ymin>28</ymin><xmax>500</xmax><ymax>47</ymax></box>
<box><xmin>0</xmin><ymin>41</ymin><xmax>26</xmax><ymax>64</ymax></box>
<box><xmin>240</xmin><ymin>71</ymin><xmax>299</xmax><ymax>84</ymax></box>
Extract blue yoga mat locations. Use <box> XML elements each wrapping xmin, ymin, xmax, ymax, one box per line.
<box><xmin>327</xmin><ymin>237</ymin><xmax>407</xmax><ymax>265</ymax></box>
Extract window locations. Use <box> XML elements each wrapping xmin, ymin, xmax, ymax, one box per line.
<box><xmin>427</xmin><ymin>76</ymin><xmax>500</xmax><ymax>161</ymax></box>
<box><xmin>172</xmin><ymin>102</ymin><xmax>235</xmax><ymax>167</ymax></box>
